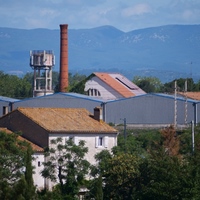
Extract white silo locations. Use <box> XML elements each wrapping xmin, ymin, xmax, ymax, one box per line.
<box><xmin>30</xmin><ymin>50</ymin><xmax>55</xmax><ymax>97</ymax></box>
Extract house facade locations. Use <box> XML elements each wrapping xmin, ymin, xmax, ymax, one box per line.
<box><xmin>0</xmin><ymin>107</ymin><xmax>118</xmax><ymax>189</ymax></box>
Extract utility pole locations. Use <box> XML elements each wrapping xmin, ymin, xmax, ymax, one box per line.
<box><xmin>174</xmin><ymin>80</ymin><xmax>177</xmax><ymax>128</ymax></box>
<box><xmin>121</xmin><ymin>118</ymin><xmax>127</xmax><ymax>153</ymax></box>
<box><xmin>184</xmin><ymin>79</ymin><xmax>188</xmax><ymax>125</ymax></box>
<box><xmin>191</xmin><ymin>120</ymin><xmax>195</xmax><ymax>154</ymax></box>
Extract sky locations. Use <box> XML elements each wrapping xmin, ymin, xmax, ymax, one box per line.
<box><xmin>0</xmin><ymin>0</ymin><xmax>200</xmax><ymax>32</ymax></box>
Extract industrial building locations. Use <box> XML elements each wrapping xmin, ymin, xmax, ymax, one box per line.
<box><xmin>0</xmin><ymin>92</ymin><xmax>198</xmax><ymax>127</ymax></box>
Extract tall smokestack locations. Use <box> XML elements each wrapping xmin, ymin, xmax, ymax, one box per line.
<box><xmin>59</xmin><ymin>24</ymin><xmax>68</xmax><ymax>92</ymax></box>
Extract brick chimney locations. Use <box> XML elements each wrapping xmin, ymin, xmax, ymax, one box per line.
<box><xmin>94</xmin><ymin>107</ymin><xmax>103</xmax><ymax>121</ymax></box>
<box><xmin>59</xmin><ymin>24</ymin><xmax>68</xmax><ymax>92</ymax></box>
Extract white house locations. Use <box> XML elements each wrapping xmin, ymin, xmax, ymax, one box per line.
<box><xmin>85</xmin><ymin>72</ymin><xmax>146</xmax><ymax>100</ymax></box>
<box><xmin>0</xmin><ymin>107</ymin><xmax>118</xmax><ymax>189</ymax></box>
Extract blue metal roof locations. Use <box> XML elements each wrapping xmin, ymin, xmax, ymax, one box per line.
<box><xmin>105</xmin><ymin>93</ymin><xmax>199</xmax><ymax>104</ymax></box>
<box><xmin>16</xmin><ymin>92</ymin><xmax>106</xmax><ymax>104</ymax></box>
<box><xmin>0</xmin><ymin>96</ymin><xmax>19</xmax><ymax>103</ymax></box>
<box><xmin>152</xmin><ymin>93</ymin><xmax>199</xmax><ymax>103</ymax></box>
<box><xmin>58</xmin><ymin>92</ymin><xmax>106</xmax><ymax>103</ymax></box>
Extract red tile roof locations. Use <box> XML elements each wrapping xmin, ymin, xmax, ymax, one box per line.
<box><xmin>94</xmin><ymin>72</ymin><xmax>145</xmax><ymax>98</ymax></box>
<box><xmin>178</xmin><ymin>92</ymin><xmax>200</xmax><ymax>101</ymax></box>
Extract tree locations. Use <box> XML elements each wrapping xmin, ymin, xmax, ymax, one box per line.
<box><xmin>0</xmin><ymin>130</ymin><xmax>31</xmax><ymax>199</ymax></box>
<box><xmin>104</xmin><ymin>153</ymin><xmax>141</xmax><ymax>200</ymax></box>
<box><xmin>140</xmin><ymin>146</ymin><xmax>192</xmax><ymax>200</ymax></box>
<box><xmin>24</xmin><ymin>145</ymin><xmax>36</xmax><ymax>200</ymax></box>
<box><xmin>112</xmin><ymin>129</ymin><xmax>161</xmax><ymax>157</ymax></box>
<box><xmin>41</xmin><ymin>137</ymin><xmax>90</xmax><ymax>199</ymax></box>
<box><xmin>0</xmin><ymin>71</ymin><xmax>32</xmax><ymax>98</ymax></box>
<box><xmin>133</xmin><ymin>76</ymin><xmax>163</xmax><ymax>93</ymax></box>
<box><xmin>160</xmin><ymin>125</ymin><xmax>180</xmax><ymax>156</ymax></box>
<box><xmin>69</xmin><ymin>73</ymin><xmax>89</xmax><ymax>94</ymax></box>
<box><xmin>163</xmin><ymin>78</ymin><xmax>197</xmax><ymax>93</ymax></box>
<box><xmin>91</xmin><ymin>175</ymin><xmax>103</xmax><ymax>200</ymax></box>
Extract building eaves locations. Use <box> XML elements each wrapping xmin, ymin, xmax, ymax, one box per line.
<box><xmin>153</xmin><ymin>93</ymin><xmax>199</xmax><ymax>103</ymax></box>
<box><xmin>0</xmin><ymin>96</ymin><xmax>19</xmax><ymax>103</ymax></box>
<box><xmin>105</xmin><ymin>93</ymin><xmax>199</xmax><ymax>104</ymax></box>
<box><xmin>59</xmin><ymin>92</ymin><xmax>106</xmax><ymax>103</ymax></box>
<box><xmin>16</xmin><ymin>92</ymin><xmax>106</xmax><ymax>104</ymax></box>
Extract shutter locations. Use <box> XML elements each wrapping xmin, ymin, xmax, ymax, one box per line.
<box><xmin>74</xmin><ymin>137</ymin><xmax>79</xmax><ymax>145</ymax></box>
<box><xmin>104</xmin><ymin>136</ymin><xmax>108</xmax><ymax>148</ymax></box>
<box><xmin>95</xmin><ymin>137</ymin><xmax>99</xmax><ymax>148</ymax></box>
<box><xmin>65</xmin><ymin>136</ymin><xmax>69</xmax><ymax>144</ymax></box>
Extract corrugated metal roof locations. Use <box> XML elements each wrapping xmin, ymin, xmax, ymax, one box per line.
<box><xmin>0</xmin><ymin>127</ymin><xmax>43</xmax><ymax>152</ymax></box>
<box><xmin>17</xmin><ymin>92</ymin><xmax>106</xmax><ymax>103</ymax></box>
<box><xmin>94</xmin><ymin>72</ymin><xmax>146</xmax><ymax>98</ymax></box>
<box><xmin>154</xmin><ymin>93</ymin><xmax>198</xmax><ymax>103</ymax></box>
<box><xmin>0</xmin><ymin>96</ymin><xmax>19</xmax><ymax>102</ymax></box>
<box><xmin>17</xmin><ymin>107</ymin><xmax>117</xmax><ymax>133</ymax></box>
<box><xmin>106</xmin><ymin>93</ymin><xmax>199</xmax><ymax>104</ymax></box>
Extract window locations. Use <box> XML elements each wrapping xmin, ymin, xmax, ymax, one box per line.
<box><xmin>98</xmin><ymin>137</ymin><xmax>103</xmax><ymax>146</ymax></box>
<box><xmin>65</xmin><ymin>136</ymin><xmax>78</xmax><ymax>145</ymax></box>
<box><xmin>88</xmin><ymin>89</ymin><xmax>101</xmax><ymax>97</ymax></box>
<box><xmin>3</xmin><ymin>106</ymin><xmax>8</xmax><ymax>115</ymax></box>
<box><xmin>95</xmin><ymin>136</ymin><xmax>108</xmax><ymax>148</ymax></box>
<box><xmin>38</xmin><ymin>161</ymin><xmax>41</xmax><ymax>167</ymax></box>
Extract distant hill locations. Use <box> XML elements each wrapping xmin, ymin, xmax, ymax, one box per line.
<box><xmin>0</xmin><ymin>24</ymin><xmax>200</xmax><ymax>82</ymax></box>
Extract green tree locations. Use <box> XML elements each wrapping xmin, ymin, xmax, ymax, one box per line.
<box><xmin>69</xmin><ymin>73</ymin><xmax>88</xmax><ymax>94</ymax></box>
<box><xmin>92</xmin><ymin>175</ymin><xmax>103</xmax><ymax>200</ymax></box>
<box><xmin>88</xmin><ymin>150</ymin><xmax>112</xmax><ymax>200</ymax></box>
<box><xmin>0</xmin><ymin>71</ymin><xmax>32</xmax><ymax>98</ymax></box>
<box><xmin>104</xmin><ymin>153</ymin><xmax>141</xmax><ymax>200</ymax></box>
<box><xmin>24</xmin><ymin>145</ymin><xmax>36</xmax><ymax>200</ymax></box>
<box><xmin>41</xmin><ymin>137</ymin><xmax>90</xmax><ymax>199</ymax></box>
<box><xmin>140</xmin><ymin>147</ymin><xmax>192</xmax><ymax>200</ymax></box>
<box><xmin>0</xmin><ymin>130</ymin><xmax>30</xmax><ymax>199</ymax></box>
<box><xmin>163</xmin><ymin>78</ymin><xmax>197</xmax><ymax>93</ymax></box>
<box><xmin>133</xmin><ymin>76</ymin><xmax>163</xmax><ymax>93</ymax></box>
<box><xmin>112</xmin><ymin>129</ymin><xmax>161</xmax><ymax>157</ymax></box>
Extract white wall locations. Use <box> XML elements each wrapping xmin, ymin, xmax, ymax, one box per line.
<box><xmin>85</xmin><ymin>77</ymin><xmax>123</xmax><ymax>100</ymax></box>
<box><xmin>32</xmin><ymin>152</ymin><xmax>45</xmax><ymax>190</ymax></box>
<box><xmin>46</xmin><ymin>133</ymin><xmax>117</xmax><ymax>189</ymax></box>
<box><xmin>49</xmin><ymin>133</ymin><xmax>117</xmax><ymax>165</ymax></box>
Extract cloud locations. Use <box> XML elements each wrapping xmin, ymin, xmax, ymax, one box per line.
<box><xmin>121</xmin><ymin>3</ymin><xmax>152</xmax><ymax>17</ymax></box>
<box><xmin>0</xmin><ymin>0</ymin><xmax>200</xmax><ymax>31</ymax></box>
<box><xmin>167</xmin><ymin>0</ymin><xmax>200</xmax><ymax>22</ymax></box>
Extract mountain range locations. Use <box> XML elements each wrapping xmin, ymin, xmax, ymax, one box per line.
<box><xmin>0</xmin><ymin>24</ymin><xmax>200</xmax><ymax>83</ymax></box>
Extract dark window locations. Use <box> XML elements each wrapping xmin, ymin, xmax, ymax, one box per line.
<box><xmin>98</xmin><ymin>137</ymin><xmax>103</xmax><ymax>146</ymax></box>
<box><xmin>3</xmin><ymin>106</ymin><xmax>8</xmax><ymax>115</ymax></box>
